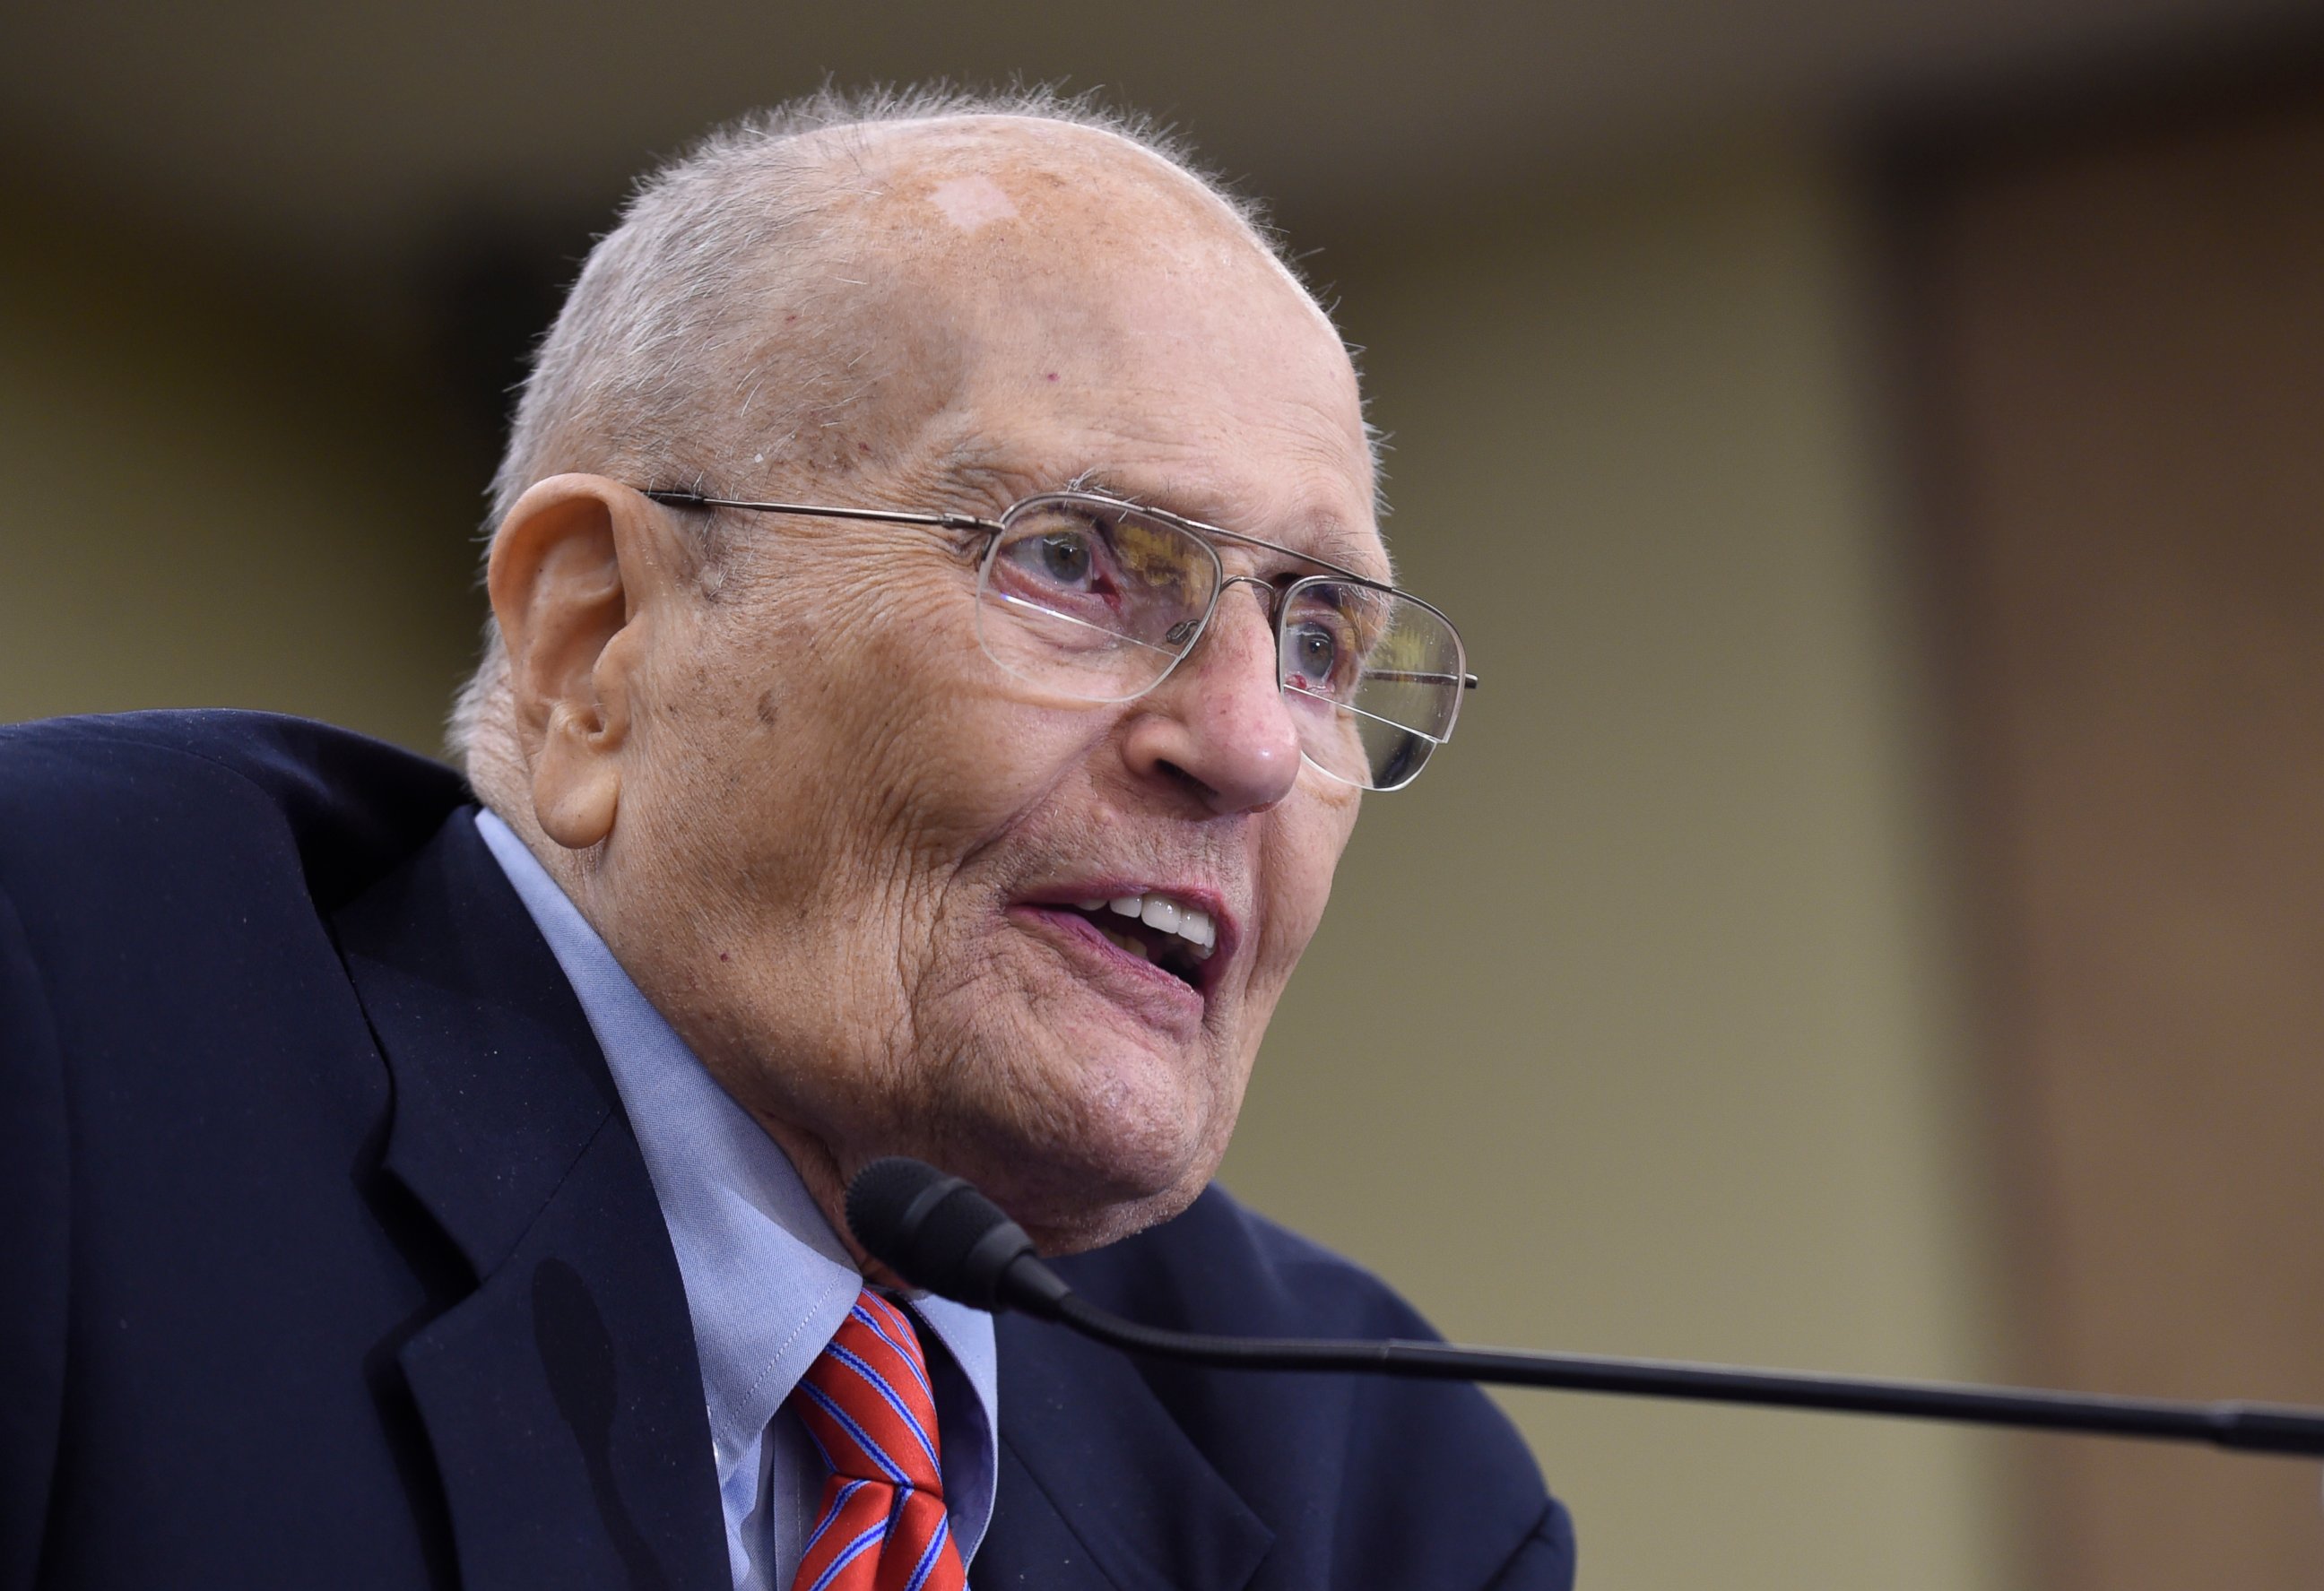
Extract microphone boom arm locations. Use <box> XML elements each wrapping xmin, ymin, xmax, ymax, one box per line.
<box><xmin>1040</xmin><ymin>1286</ymin><xmax>2324</xmax><ymax>1457</ymax></box>
<box><xmin>845</xmin><ymin>1154</ymin><xmax>2324</xmax><ymax>1460</ymax></box>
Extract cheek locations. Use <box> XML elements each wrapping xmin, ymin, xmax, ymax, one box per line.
<box><xmin>652</xmin><ymin>568</ymin><xmax>1116</xmax><ymax>921</ymax></box>
<box><xmin>820</xmin><ymin>610</ymin><xmax>1114</xmax><ymax>851</ymax></box>
<box><xmin>1250</xmin><ymin>788</ymin><xmax>1360</xmax><ymax>990</ymax></box>
<box><xmin>718</xmin><ymin>575</ymin><xmax>976</xmax><ymax>818</ymax></box>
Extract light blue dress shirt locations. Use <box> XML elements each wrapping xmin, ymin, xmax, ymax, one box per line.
<box><xmin>474</xmin><ymin>810</ymin><xmax>1000</xmax><ymax>1589</ymax></box>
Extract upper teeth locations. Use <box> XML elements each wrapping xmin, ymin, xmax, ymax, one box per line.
<box><xmin>1074</xmin><ymin>892</ymin><xmax>1217</xmax><ymax>959</ymax></box>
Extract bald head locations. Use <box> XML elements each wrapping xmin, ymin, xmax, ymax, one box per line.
<box><xmin>835</xmin><ymin>111</ymin><xmax>1305</xmax><ymax>296</ymax></box>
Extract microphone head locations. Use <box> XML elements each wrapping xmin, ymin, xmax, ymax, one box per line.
<box><xmin>845</xmin><ymin>1156</ymin><xmax>1041</xmax><ymax>1312</ymax></box>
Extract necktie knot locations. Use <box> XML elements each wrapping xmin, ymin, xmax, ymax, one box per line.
<box><xmin>792</xmin><ymin>1291</ymin><xmax>946</xmax><ymax>1493</ymax></box>
<box><xmin>787</xmin><ymin>1290</ymin><xmax>965</xmax><ymax>1591</ymax></box>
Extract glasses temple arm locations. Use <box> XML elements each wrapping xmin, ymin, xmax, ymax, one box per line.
<box><xmin>641</xmin><ymin>489</ymin><xmax>996</xmax><ymax>535</ymax></box>
<box><xmin>1363</xmin><ymin>669</ymin><xmax>1481</xmax><ymax>690</ymax></box>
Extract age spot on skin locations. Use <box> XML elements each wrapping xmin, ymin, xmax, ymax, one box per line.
<box><xmin>928</xmin><ymin>174</ymin><xmax>1019</xmax><ymax>233</ymax></box>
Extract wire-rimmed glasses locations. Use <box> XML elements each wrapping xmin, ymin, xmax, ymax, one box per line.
<box><xmin>642</xmin><ymin>486</ymin><xmax>1475</xmax><ymax>791</ymax></box>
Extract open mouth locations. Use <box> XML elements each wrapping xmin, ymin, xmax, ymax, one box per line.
<box><xmin>1046</xmin><ymin>891</ymin><xmax>1218</xmax><ymax>988</ymax></box>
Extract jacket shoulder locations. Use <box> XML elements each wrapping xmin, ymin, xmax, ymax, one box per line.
<box><xmin>0</xmin><ymin>710</ymin><xmax>467</xmax><ymax>915</ymax></box>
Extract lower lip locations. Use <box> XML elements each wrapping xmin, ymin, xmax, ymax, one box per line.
<box><xmin>1009</xmin><ymin>904</ymin><xmax>1209</xmax><ymax>1030</ymax></box>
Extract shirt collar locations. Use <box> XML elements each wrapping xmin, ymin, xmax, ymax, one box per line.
<box><xmin>471</xmin><ymin>810</ymin><xmax>1000</xmax><ymax>1532</ymax></box>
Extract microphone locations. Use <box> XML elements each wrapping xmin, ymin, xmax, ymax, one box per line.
<box><xmin>845</xmin><ymin>1155</ymin><xmax>2324</xmax><ymax>1459</ymax></box>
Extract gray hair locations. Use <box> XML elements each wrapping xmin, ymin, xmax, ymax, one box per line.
<box><xmin>447</xmin><ymin>85</ymin><xmax>1300</xmax><ymax>781</ymax></box>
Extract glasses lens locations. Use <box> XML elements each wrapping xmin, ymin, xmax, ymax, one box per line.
<box><xmin>976</xmin><ymin>496</ymin><xmax>1218</xmax><ymax>703</ymax></box>
<box><xmin>1277</xmin><ymin>580</ymin><xmax>1466</xmax><ymax>791</ymax></box>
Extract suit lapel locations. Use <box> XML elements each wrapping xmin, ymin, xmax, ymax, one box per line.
<box><xmin>982</xmin><ymin>1314</ymin><xmax>1272</xmax><ymax>1591</ymax></box>
<box><xmin>334</xmin><ymin>810</ymin><xmax>727</xmax><ymax>1591</ymax></box>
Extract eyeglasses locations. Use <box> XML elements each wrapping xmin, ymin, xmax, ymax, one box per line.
<box><xmin>642</xmin><ymin>486</ymin><xmax>1476</xmax><ymax>791</ymax></box>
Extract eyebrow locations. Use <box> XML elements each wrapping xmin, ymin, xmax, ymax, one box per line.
<box><xmin>1062</xmin><ymin>469</ymin><xmax>1394</xmax><ymax>584</ymax></box>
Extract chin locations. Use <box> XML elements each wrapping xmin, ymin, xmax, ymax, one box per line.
<box><xmin>1013</xmin><ymin>1172</ymin><xmax>1210</xmax><ymax>1257</ymax></box>
<box><xmin>915</xmin><ymin>1064</ymin><xmax>1236</xmax><ymax>1257</ymax></box>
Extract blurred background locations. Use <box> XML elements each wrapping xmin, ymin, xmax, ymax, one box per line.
<box><xmin>7</xmin><ymin>3</ymin><xmax>2324</xmax><ymax>1586</ymax></box>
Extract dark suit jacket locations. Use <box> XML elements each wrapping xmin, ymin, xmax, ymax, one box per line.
<box><xmin>0</xmin><ymin>711</ymin><xmax>1574</xmax><ymax>1590</ymax></box>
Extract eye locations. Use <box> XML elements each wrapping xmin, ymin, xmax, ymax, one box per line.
<box><xmin>1036</xmin><ymin>530</ymin><xmax>1093</xmax><ymax>585</ymax></box>
<box><xmin>1285</xmin><ymin>617</ymin><xmax>1350</xmax><ymax>693</ymax></box>
<box><xmin>984</xmin><ymin>497</ymin><xmax>1212</xmax><ymax>656</ymax></box>
<box><xmin>1291</xmin><ymin>623</ymin><xmax>1335</xmax><ymax>676</ymax></box>
<box><xmin>997</xmin><ymin>508</ymin><xmax>1124</xmax><ymax>599</ymax></box>
<box><xmin>1281</xmin><ymin>583</ymin><xmax>1384</xmax><ymax>703</ymax></box>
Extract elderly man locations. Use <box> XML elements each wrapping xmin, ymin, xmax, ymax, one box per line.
<box><xmin>0</xmin><ymin>91</ymin><xmax>1574</xmax><ymax>1590</ymax></box>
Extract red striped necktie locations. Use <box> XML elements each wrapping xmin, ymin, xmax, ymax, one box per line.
<box><xmin>788</xmin><ymin>1290</ymin><xmax>968</xmax><ymax>1591</ymax></box>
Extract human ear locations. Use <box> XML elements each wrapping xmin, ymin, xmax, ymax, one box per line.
<box><xmin>486</xmin><ymin>474</ymin><xmax>680</xmax><ymax>852</ymax></box>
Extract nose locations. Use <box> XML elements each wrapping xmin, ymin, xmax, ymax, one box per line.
<box><xmin>1121</xmin><ymin>582</ymin><xmax>1304</xmax><ymax>815</ymax></box>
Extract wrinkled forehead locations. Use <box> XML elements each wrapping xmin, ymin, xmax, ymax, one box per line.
<box><xmin>792</xmin><ymin>118</ymin><xmax>1379</xmax><ymax>556</ymax></box>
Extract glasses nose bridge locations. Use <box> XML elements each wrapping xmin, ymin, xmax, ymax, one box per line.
<box><xmin>1192</xmin><ymin>572</ymin><xmax>1284</xmax><ymax>662</ymax></box>
<box><xmin>1213</xmin><ymin>572</ymin><xmax>1282</xmax><ymax>624</ymax></box>
<box><xmin>1166</xmin><ymin>571</ymin><xmax>1281</xmax><ymax>658</ymax></box>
